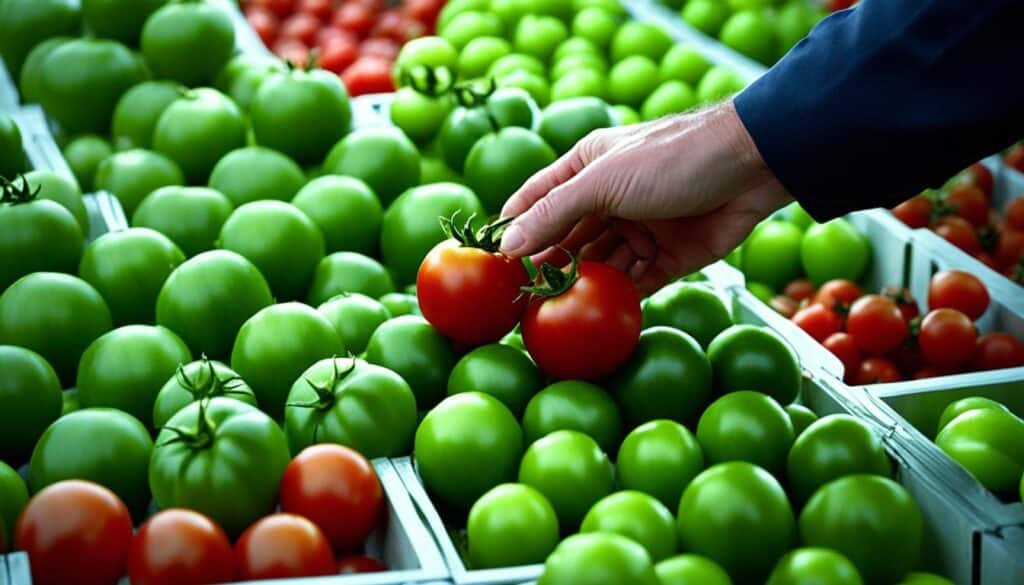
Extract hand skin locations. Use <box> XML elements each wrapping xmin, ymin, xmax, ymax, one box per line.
<box><xmin>499</xmin><ymin>101</ymin><xmax>793</xmax><ymax>296</ymax></box>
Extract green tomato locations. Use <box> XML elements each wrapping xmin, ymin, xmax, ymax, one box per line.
<box><xmin>448</xmin><ymin>344</ymin><xmax>543</xmax><ymax>418</ymax></box>
<box><xmin>0</xmin><ymin>0</ymin><xmax>80</xmax><ymax>80</ymax></box>
<box><xmin>78</xmin><ymin>228</ymin><xmax>185</xmax><ymax>325</ymax></box>
<box><xmin>156</xmin><ymin>250</ymin><xmax>274</xmax><ymax>358</ymax></box>
<box><xmin>697</xmin><ymin>391</ymin><xmax>794</xmax><ymax>474</ymax></box>
<box><xmin>581</xmin><ymin>491</ymin><xmax>677</xmax><ymax>562</ymax></box>
<box><xmin>550</xmin><ymin>52</ymin><xmax>607</xmax><ymax>81</ymax></box>
<box><xmin>96</xmin><ymin>149</ymin><xmax>185</xmax><ymax>216</ymax></box>
<box><xmin>522</xmin><ymin>380</ymin><xmax>621</xmax><ymax>454</ymax></box>
<box><xmin>61</xmin><ymin>388</ymin><xmax>80</xmax><ymax>416</ymax></box>
<box><xmin>801</xmin><ymin>219</ymin><xmax>871</xmax><ymax>285</ymax></box>
<box><xmin>660</xmin><ymin>44</ymin><xmax>712</xmax><ymax>86</ymax></box>
<box><xmin>440</xmin><ymin>11</ymin><xmax>505</xmax><ymax>51</ymax></box>
<box><xmin>141</xmin><ymin>1</ymin><xmax>234</xmax><ymax>87</ymax></box>
<box><xmin>436</xmin><ymin>0</ymin><xmax>490</xmax><ymax>31</ymax></box>
<box><xmin>390</xmin><ymin>87</ymin><xmax>452</xmax><ymax>145</ymax></box>
<box><xmin>610</xmin><ymin>327</ymin><xmax>712</xmax><ymax>428</ymax></box>
<box><xmin>324</xmin><ymin>127</ymin><xmax>420</xmax><ymax>207</ymax></box>
<box><xmin>551</xmin><ymin>68</ymin><xmax>607</xmax><ymax>102</ymax></box>
<box><xmin>742</xmin><ymin>220</ymin><xmax>803</xmax><ymax>290</ymax></box>
<box><xmin>608</xmin><ymin>56</ymin><xmax>660</xmax><ymax>107</ymax></box>
<box><xmin>572</xmin><ymin>8</ymin><xmax>618</xmax><ymax>49</ymax></box>
<box><xmin>682</xmin><ymin>0</ymin><xmax>732</xmax><ymax>36</ymax></box>
<box><xmin>786</xmin><ymin>403</ymin><xmax>818</xmax><ymax>437</ymax></box>
<box><xmin>420</xmin><ymin>156</ymin><xmax>463</xmax><ymax>186</ymax></box>
<box><xmin>552</xmin><ymin>37</ymin><xmax>602</xmax><ymax>63</ymax></box>
<box><xmin>678</xmin><ymin>462</ymin><xmax>795</xmax><ymax>583</ymax></box>
<box><xmin>208</xmin><ymin>146</ymin><xmax>306</xmax><ymax>207</ymax></box>
<box><xmin>230</xmin><ymin>302</ymin><xmax>342</xmax><ymax>420</ymax></box>
<box><xmin>364</xmin><ymin>315</ymin><xmax>456</xmax><ymax>410</ymax></box>
<box><xmin>611</xmin><ymin>21</ymin><xmax>673</xmax><ymax>63</ymax></box>
<box><xmin>780</xmin><ymin>201</ymin><xmax>816</xmax><ymax>230</ymax></box>
<box><xmin>519</xmin><ymin>430</ymin><xmax>614</xmax><ymax>530</ymax></box>
<box><xmin>394</xmin><ymin>36</ymin><xmax>459</xmax><ymax>85</ymax></box>
<box><xmin>514</xmin><ymin>15</ymin><xmax>569</xmax><ymax>63</ymax></box>
<box><xmin>17</xmin><ymin>37</ymin><xmax>69</xmax><ymax>106</ymax></box>
<box><xmin>380</xmin><ymin>182</ymin><xmax>485</xmax><ymax>285</ymax></box>
<box><xmin>0</xmin><ymin>273</ymin><xmax>112</xmax><ymax>386</ymax></box>
<box><xmin>219</xmin><ymin>201</ymin><xmax>325</xmax><ymax>301</ymax></box>
<box><xmin>465</xmin><ymin>127</ymin><xmax>556</xmax><ymax>213</ymax></box>
<box><xmin>538</xmin><ymin>97</ymin><xmax>613</xmax><ymax>156</ymax></box>
<box><xmin>82</xmin><ymin>0</ymin><xmax>168</xmax><ymax>46</ymax></box>
<box><xmin>642</xmin><ymin>282</ymin><xmax>731</xmax><ymax>349</ymax></box>
<box><xmin>767</xmin><ymin>548</ymin><xmax>864</xmax><ymax>585</ymax></box>
<box><xmin>110</xmin><ymin>81</ymin><xmax>182</xmax><ymax>150</ymax></box>
<box><xmin>37</xmin><ymin>38</ymin><xmax>146</xmax><ymax>134</ymax></box>
<box><xmin>132</xmin><ymin>186</ymin><xmax>234</xmax><ymax>257</ymax></box>
<box><xmin>936</xmin><ymin>396</ymin><xmax>1010</xmax><ymax>436</ymax></box>
<box><xmin>77</xmin><ymin>325</ymin><xmax>191</xmax><ymax>425</ymax></box>
<box><xmin>22</xmin><ymin>169</ymin><xmax>89</xmax><ymax>236</ymax></box>
<box><xmin>150</xmin><ymin>397</ymin><xmax>290</xmax><ymax>537</ymax></box>
<box><xmin>617</xmin><ymin>419</ymin><xmax>704</xmax><ymax>511</ymax></box>
<box><xmin>438</xmin><ymin>106</ymin><xmax>493</xmax><ymax>172</ymax></box>
<box><xmin>613</xmin><ymin>104</ymin><xmax>641</xmax><ymax>125</ymax></box>
<box><xmin>707</xmin><ymin>324</ymin><xmax>801</xmax><ymax>404</ymax></box>
<box><xmin>458</xmin><ymin>36</ymin><xmax>511</xmax><ymax>80</ymax></box>
<box><xmin>316</xmin><ymin>293</ymin><xmax>391</xmax><ymax>355</ymax></box>
<box><xmin>488</xmin><ymin>53</ymin><xmax>546</xmax><ymax>80</ymax></box>
<box><xmin>414</xmin><ymin>392</ymin><xmax>523</xmax><ymax>510</ymax></box>
<box><xmin>0</xmin><ymin>461</ymin><xmax>28</xmax><ymax>547</ymax></box>
<box><xmin>787</xmin><ymin>414</ymin><xmax>891</xmax><ymax>503</ymax></box>
<box><xmin>0</xmin><ymin>110</ymin><xmax>27</xmax><ymax>181</ymax></box>
<box><xmin>63</xmin><ymin>135</ymin><xmax>112</xmax><ymax>193</ymax></box>
<box><xmin>152</xmin><ymin>357</ymin><xmax>256</xmax><ymax>431</ymax></box>
<box><xmin>0</xmin><ymin>346</ymin><xmax>62</xmax><ymax>464</ymax></box>
<box><xmin>250</xmin><ymin>67</ymin><xmax>352</xmax><ymax>166</ymax></box>
<box><xmin>468</xmin><ymin>483</ymin><xmax>560</xmax><ymax>569</ymax></box>
<box><xmin>496</xmin><ymin>70</ymin><xmax>550</xmax><ymax>108</ymax></box>
<box><xmin>284</xmin><ymin>357</ymin><xmax>417</xmax><ymax>457</ymax></box>
<box><xmin>777</xmin><ymin>1</ymin><xmax>823</xmax><ymax>53</ymax></box>
<box><xmin>936</xmin><ymin>408</ymin><xmax>1024</xmax><ymax>494</ymax></box>
<box><xmin>153</xmin><ymin>88</ymin><xmax>246</xmax><ymax>184</ymax></box>
<box><xmin>379</xmin><ymin>292</ymin><xmax>421</xmax><ymax>317</ymax></box>
<box><xmin>800</xmin><ymin>475</ymin><xmax>923</xmax><ymax>585</ymax></box>
<box><xmin>487</xmin><ymin>87</ymin><xmax>537</xmax><ymax>129</ymax></box>
<box><xmin>696</xmin><ymin>66</ymin><xmax>746</xmax><ymax>103</ymax></box>
<box><xmin>896</xmin><ymin>573</ymin><xmax>955</xmax><ymax>585</ymax></box>
<box><xmin>642</xmin><ymin>80</ymin><xmax>697</xmax><ymax>119</ymax></box>
<box><xmin>308</xmin><ymin>252</ymin><xmax>395</xmax><ymax>305</ymax></box>
<box><xmin>720</xmin><ymin>10</ymin><xmax>779</xmax><ymax>65</ymax></box>
<box><xmin>538</xmin><ymin>533</ymin><xmax>659</xmax><ymax>585</ymax></box>
<box><xmin>214</xmin><ymin>54</ymin><xmax>285</xmax><ymax>113</ymax></box>
<box><xmin>747</xmin><ymin>280</ymin><xmax>775</xmax><ymax>303</ymax></box>
<box><xmin>29</xmin><ymin>408</ymin><xmax>153</xmax><ymax>516</ymax></box>
<box><xmin>655</xmin><ymin>555</ymin><xmax>733</xmax><ymax>585</ymax></box>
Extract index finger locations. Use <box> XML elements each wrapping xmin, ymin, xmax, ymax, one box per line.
<box><xmin>500</xmin><ymin>146</ymin><xmax>587</xmax><ymax>219</ymax></box>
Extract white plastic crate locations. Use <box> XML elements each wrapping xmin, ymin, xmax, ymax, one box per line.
<box><xmin>0</xmin><ymin>58</ymin><xmax>18</xmax><ymax>112</ymax></box>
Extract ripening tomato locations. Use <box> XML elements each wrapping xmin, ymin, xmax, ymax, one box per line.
<box><xmin>783</xmin><ymin>278</ymin><xmax>816</xmax><ymax>303</ymax></box>
<box><xmin>823</xmin><ymin>332</ymin><xmax>861</xmax><ymax>381</ymax></box>
<box><xmin>338</xmin><ymin>555</ymin><xmax>387</xmax><ymax>574</ymax></box>
<box><xmin>965</xmin><ymin>163</ymin><xmax>994</xmax><ymax>197</ymax></box>
<box><xmin>342</xmin><ymin>56</ymin><xmax>395</xmax><ymax>96</ymax></box>
<box><xmin>792</xmin><ymin>304</ymin><xmax>842</xmax><ymax>342</ymax></box>
<box><xmin>970</xmin><ymin>333</ymin><xmax>1024</xmax><ymax>371</ymax></box>
<box><xmin>235</xmin><ymin>514</ymin><xmax>336</xmax><ymax>579</ymax></box>
<box><xmin>417</xmin><ymin>217</ymin><xmax>530</xmax><ymax>346</ymax></box>
<box><xmin>247</xmin><ymin>7</ymin><xmax>280</xmax><ymax>47</ymax></box>
<box><xmin>1005</xmin><ymin>144</ymin><xmax>1024</xmax><ymax>173</ymax></box>
<box><xmin>944</xmin><ymin>184</ymin><xmax>989</xmax><ymax>228</ymax></box>
<box><xmin>919</xmin><ymin>309</ymin><xmax>977</xmax><ymax>370</ymax></box>
<box><xmin>334</xmin><ymin>2</ymin><xmax>375</xmax><ymax>37</ymax></box>
<box><xmin>854</xmin><ymin>357</ymin><xmax>902</xmax><ymax>384</ymax></box>
<box><xmin>881</xmin><ymin>286</ymin><xmax>920</xmax><ymax>323</ymax></box>
<box><xmin>127</xmin><ymin>509</ymin><xmax>236</xmax><ymax>585</ymax></box>
<box><xmin>521</xmin><ymin>261</ymin><xmax>642</xmax><ymax>380</ymax></box>
<box><xmin>281</xmin><ymin>12</ymin><xmax>320</xmax><ymax>46</ymax></box>
<box><xmin>1008</xmin><ymin>197</ymin><xmax>1024</xmax><ymax>231</ymax></box>
<box><xmin>927</xmin><ymin>270</ymin><xmax>989</xmax><ymax>320</ymax></box>
<box><xmin>846</xmin><ymin>295</ymin><xmax>908</xmax><ymax>355</ymax></box>
<box><xmin>934</xmin><ymin>216</ymin><xmax>981</xmax><ymax>256</ymax></box>
<box><xmin>892</xmin><ymin>196</ymin><xmax>932</xmax><ymax>229</ymax></box>
<box><xmin>995</xmin><ymin>227</ymin><xmax>1024</xmax><ymax>269</ymax></box>
<box><xmin>812</xmin><ymin>279</ymin><xmax>862</xmax><ymax>312</ymax></box>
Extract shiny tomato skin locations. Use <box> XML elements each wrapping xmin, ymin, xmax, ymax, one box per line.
<box><xmin>881</xmin><ymin>286</ymin><xmax>920</xmax><ymax>323</ymax></box>
<box><xmin>970</xmin><ymin>333</ymin><xmax>1024</xmax><ymax>371</ymax></box>
<box><xmin>235</xmin><ymin>514</ymin><xmax>336</xmax><ymax>579</ymax></box>
<box><xmin>812</xmin><ymin>279</ymin><xmax>862</xmax><ymax>312</ymax></box>
<box><xmin>15</xmin><ymin>480</ymin><xmax>133</xmax><ymax>585</ymax></box>
<box><xmin>417</xmin><ymin>240</ymin><xmax>529</xmax><ymax>346</ymax></box>
<box><xmin>822</xmin><ymin>332</ymin><xmax>861</xmax><ymax>382</ymax></box>
<box><xmin>791</xmin><ymin>304</ymin><xmax>842</xmax><ymax>342</ymax></box>
<box><xmin>782</xmin><ymin>278</ymin><xmax>816</xmax><ymax>303</ymax></box>
<box><xmin>319</xmin><ymin>36</ymin><xmax>360</xmax><ymax>73</ymax></box>
<box><xmin>892</xmin><ymin>196</ymin><xmax>932</xmax><ymax>229</ymax></box>
<box><xmin>128</xmin><ymin>509</ymin><xmax>235</xmax><ymax>585</ymax></box>
<box><xmin>846</xmin><ymin>295</ymin><xmax>908</xmax><ymax>355</ymax></box>
<box><xmin>934</xmin><ymin>216</ymin><xmax>981</xmax><ymax>255</ymax></box>
<box><xmin>995</xmin><ymin>228</ymin><xmax>1024</xmax><ymax>269</ymax></box>
<box><xmin>338</xmin><ymin>555</ymin><xmax>387</xmax><ymax>574</ymax></box>
<box><xmin>919</xmin><ymin>309</ymin><xmax>977</xmax><ymax>370</ymax></box>
<box><xmin>1007</xmin><ymin>197</ymin><xmax>1024</xmax><ymax>231</ymax></box>
<box><xmin>854</xmin><ymin>357</ymin><xmax>902</xmax><ymax>384</ymax></box>
<box><xmin>945</xmin><ymin>184</ymin><xmax>989</xmax><ymax>228</ymax></box>
<box><xmin>342</xmin><ymin>56</ymin><xmax>396</xmax><ymax>96</ymax></box>
<box><xmin>965</xmin><ymin>163</ymin><xmax>994</xmax><ymax>197</ymax></box>
<box><xmin>522</xmin><ymin>262</ymin><xmax>642</xmax><ymax>380</ymax></box>
<box><xmin>927</xmin><ymin>270</ymin><xmax>990</xmax><ymax>320</ymax></box>
<box><xmin>279</xmin><ymin>444</ymin><xmax>384</xmax><ymax>552</ymax></box>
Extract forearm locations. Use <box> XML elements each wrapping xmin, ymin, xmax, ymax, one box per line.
<box><xmin>735</xmin><ymin>0</ymin><xmax>1024</xmax><ymax>220</ymax></box>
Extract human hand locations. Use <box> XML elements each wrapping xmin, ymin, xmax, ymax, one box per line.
<box><xmin>499</xmin><ymin>101</ymin><xmax>793</xmax><ymax>296</ymax></box>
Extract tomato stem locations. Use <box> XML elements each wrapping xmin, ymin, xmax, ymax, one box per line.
<box><xmin>439</xmin><ymin>211</ymin><xmax>512</xmax><ymax>253</ymax></box>
<box><xmin>453</xmin><ymin>78</ymin><xmax>496</xmax><ymax>109</ymax></box>
<box><xmin>0</xmin><ymin>176</ymin><xmax>41</xmax><ymax>206</ymax></box>
<box><xmin>520</xmin><ymin>250</ymin><xmax>579</xmax><ymax>298</ymax></box>
<box><xmin>402</xmin><ymin>65</ymin><xmax>454</xmax><ymax>98</ymax></box>
<box><xmin>285</xmin><ymin>356</ymin><xmax>357</xmax><ymax>413</ymax></box>
<box><xmin>156</xmin><ymin>398</ymin><xmax>215</xmax><ymax>450</ymax></box>
<box><xmin>176</xmin><ymin>355</ymin><xmax>249</xmax><ymax>401</ymax></box>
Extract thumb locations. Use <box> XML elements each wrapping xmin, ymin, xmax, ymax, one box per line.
<box><xmin>499</xmin><ymin>169</ymin><xmax>600</xmax><ymax>257</ymax></box>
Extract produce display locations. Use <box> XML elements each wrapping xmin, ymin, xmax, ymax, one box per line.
<box><xmin>0</xmin><ymin>0</ymin><xmax>1022</xmax><ymax>584</ymax></box>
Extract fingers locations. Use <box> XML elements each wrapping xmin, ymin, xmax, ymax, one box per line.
<box><xmin>499</xmin><ymin>169</ymin><xmax>601</xmax><ymax>258</ymax></box>
<box><xmin>500</xmin><ymin>147</ymin><xmax>586</xmax><ymax>220</ymax></box>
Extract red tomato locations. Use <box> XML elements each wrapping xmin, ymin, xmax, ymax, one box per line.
<box><xmin>964</xmin><ymin>163</ymin><xmax>994</xmax><ymax>198</ymax></box>
<box><xmin>944</xmin><ymin>184</ymin><xmax>989</xmax><ymax>228</ymax></box>
<box><xmin>281</xmin><ymin>12</ymin><xmax>320</xmax><ymax>46</ymax></box>
<box><xmin>1007</xmin><ymin>197</ymin><xmax>1024</xmax><ymax>231</ymax></box>
<box><xmin>975</xmin><ymin>252</ymin><xmax>1000</xmax><ymax>270</ymax></box>
<box><xmin>333</xmin><ymin>2</ymin><xmax>375</xmax><ymax>37</ymax></box>
<box><xmin>404</xmin><ymin>0</ymin><xmax>445</xmax><ymax>27</ymax></box>
<box><xmin>372</xmin><ymin>10</ymin><xmax>426</xmax><ymax>42</ymax></box>
<box><xmin>299</xmin><ymin>0</ymin><xmax>333</xmax><ymax>20</ymax></box>
<box><xmin>995</xmin><ymin>227</ymin><xmax>1024</xmax><ymax>269</ymax></box>
<box><xmin>1005</xmin><ymin>144</ymin><xmax>1024</xmax><ymax>173</ymax></box>
<box><xmin>15</xmin><ymin>480</ymin><xmax>133</xmax><ymax>585</ymax></box>
<box><xmin>918</xmin><ymin>308</ymin><xmax>977</xmax><ymax>370</ymax></box>
<box><xmin>888</xmin><ymin>343</ymin><xmax>923</xmax><ymax>377</ymax></box>
<box><xmin>812</xmin><ymin>279</ymin><xmax>862</xmax><ymax>312</ymax></box>
<box><xmin>521</xmin><ymin>261</ymin><xmax>642</xmax><ymax>380</ymax></box>
<box><xmin>933</xmin><ymin>216</ymin><xmax>982</xmax><ymax>255</ymax></box>
<box><xmin>253</xmin><ymin>0</ymin><xmax>297</xmax><ymax>19</ymax></box>
<box><xmin>823</xmin><ymin>332</ymin><xmax>861</xmax><ymax>382</ymax></box>
<box><xmin>971</xmin><ymin>333</ymin><xmax>1024</xmax><ymax>371</ymax></box>
<box><xmin>319</xmin><ymin>36</ymin><xmax>359</xmax><ymax>73</ymax></box>
<box><xmin>275</xmin><ymin>39</ymin><xmax>312</xmax><ymax>66</ymax></box>
<box><xmin>892</xmin><ymin>195</ymin><xmax>933</xmax><ymax>229</ymax></box>
<box><xmin>846</xmin><ymin>294</ymin><xmax>909</xmax><ymax>355</ymax></box>
<box><xmin>880</xmin><ymin>286</ymin><xmax>920</xmax><ymax>323</ymax></box>
<box><xmin>127</xmin><ymin>510</ymin><xmax>235</xmax><ymax>585</ymax></box>
<box><xmin>770</xmin><ymin>295</ymin><xmax>798</xmax><ymax>319</ymax></box>
<box><xmin>337</xmin><ymin>555</ymin><xmax>388</xmax><ymax>574</ymax></box>
<box><xmin>360</xmin><ymin>37</ymin><xmax>401</xmax><ymax>61</ymax></box>
<box><xmin>913</xmin><ymin>367</ymin><xmax>949</xmax><ymax>379</ymax></box>
<box><xmin>792</xmin><ymin>303</ymin><xmax>842</xmax><ymax>342</ymax></box>
<box><xmin>783</xmin><ymin>278</ymin><xmax>816</xmax><ymax>303</ymax></box>
<box><xmin>351</xmin><ymin>0</ymin><xmax>384</xmax><ymax>10</ymax></box>
<box><xmin>342</xmin><ymin>56</ymin><xmax>396</xmax><ymax>96</ymax></box>
<box><xmin>927</xmin><ymin>270</ymin><xmax>990</xmax><ymax>320</ymax></box>
<box><xmin>280</xmin><ymin>444</ymin><xmax>384</xmax><ymax>552</ymax></box>
<box><xmin>247</xmin><ymin>6</ymin><xmax>280</xmax><ymax>47</ymax></box>
<box><xmin>853</xmin><ymin>357</ymin><xmax>902</xmax><ymax>384</ymax></box>
<box><xmin>235</xmin><ymin>514</ymin><xmax>336</xmax><ymax>579</ymax></box>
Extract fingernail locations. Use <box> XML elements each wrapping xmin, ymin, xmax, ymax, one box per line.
<box><xmin>501</xmin><ymin>225</ymin><xmax>524</xmax><ymax>254</ymax></box>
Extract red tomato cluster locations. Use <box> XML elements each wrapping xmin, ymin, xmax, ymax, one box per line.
<box><xmin>891</xmin><ymin>163</ymin><xmax>1024</xmax><ymax>284</ymax></box>
<box><xmin>243</xmin><ymin>0</ymin><xmax>445</xmax><ymax>96</ymax></box>
<box><xmin>772</xmin><ymin>271</ymin><xmax>1024</xmax><ymax>384</ymax></box>
<box><xmin>1005</xmin><ymin>143</ymin><xmax>1024</xmax><ymax>174</ymax></box>
<box><xmin>13</xmin><ymin>445</ymin><xmax>387</xmax><ymax>585</ymax></box>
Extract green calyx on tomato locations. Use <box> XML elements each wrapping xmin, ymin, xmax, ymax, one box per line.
<box><xmin>152</xmin><ymin>356</ymin><xmax>256</xmax><ymax>430</ymax></box>
<box><xmin>440</xmin><ymin>210</ymin><xmax>512</xmax><ymax>253</ymax></box>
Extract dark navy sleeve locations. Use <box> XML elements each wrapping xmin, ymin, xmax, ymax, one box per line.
<box><xmin>733</xmin><ymin>0</ymin><xmax>1024</xmax><ymax>220</ymax></box>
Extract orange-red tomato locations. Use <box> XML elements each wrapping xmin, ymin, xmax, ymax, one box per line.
<box><xmin>127</xmin><ymin>510</ymin><xmax>236</xmax><ymax>585</ymax></box>
<box><xmin>235</xmin><ymin>514</ymin><xmax>336</xmax><ymax>579</ymax></box>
